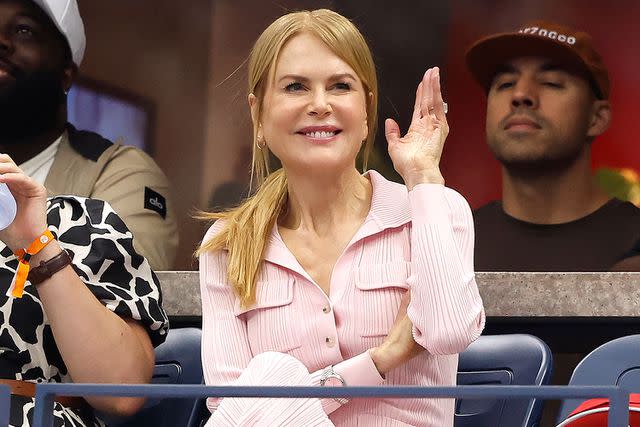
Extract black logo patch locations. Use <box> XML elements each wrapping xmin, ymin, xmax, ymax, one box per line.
<box><xmin>144</xmin><ymin>187</ymin><xmax>167</xmax><ymax>219</ymax></box>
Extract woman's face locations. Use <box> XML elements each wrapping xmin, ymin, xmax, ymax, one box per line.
<box><xmin>251</xmin><ymin>32</ymin><xmax>369</xmax><ymax>175</ymax></box>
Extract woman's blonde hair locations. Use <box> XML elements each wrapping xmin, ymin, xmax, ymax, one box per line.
<box><xmin>197</xmin><ymin>9</ymin><xmax>378</xmax><ymax>307</ymax></box>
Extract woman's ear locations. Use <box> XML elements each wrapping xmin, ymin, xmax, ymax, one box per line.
<box><xmin>361</xmin><ymin>118</ymin><xmax>369</xmax><ymax>143</ymax></box>
<box><xmin>361</xmin><ymin>91</ymin><xmax>374</xmax><ymax>141</ymax></box>
<box><xmin>248</xmin><ymin>93</ymin><xmax>259</xmax><ymax>125</ymax></box>
<box><xmin>368</xmin><ymin>91</ymin><xmax>375</xmax><ymax>113</ymax></box>
<box><xmin>587</xmin><ymin>100</ymin><xmax>612</xmax><ymax>138</ymax></box>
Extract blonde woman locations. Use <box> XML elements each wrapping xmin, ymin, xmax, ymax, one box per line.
<box><xmin>198</xmin><ymin>9</ymin><xmax>485</xmax><ymax>426</ymax></box>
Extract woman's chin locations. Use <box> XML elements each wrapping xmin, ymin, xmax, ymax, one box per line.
<box><xmin>284</xmin><ymin>156</ymin><xmax>355</xmax><ymax>176</ymax></box>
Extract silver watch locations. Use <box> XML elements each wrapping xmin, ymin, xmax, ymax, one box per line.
<box><xmin>319</xmin><ymin>365</ymin><xmax>348</xmax><ymax>404</ymax></box>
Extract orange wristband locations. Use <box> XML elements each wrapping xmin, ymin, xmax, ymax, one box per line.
<box><xmin>7</xmin><ymin>230</ymin><xmax>55</xmax><ymax>298</ymax></box>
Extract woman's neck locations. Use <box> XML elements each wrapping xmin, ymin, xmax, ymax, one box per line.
<box><xmin>280</xmin><ymin>167</ymin><xmax>372</xmax><ymax>235</ymax></box>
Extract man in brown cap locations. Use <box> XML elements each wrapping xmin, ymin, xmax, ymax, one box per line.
<box><xmin>467</xmin><ymin>21</ymin><xmax>640</xmax><ymax>272</ymax></box>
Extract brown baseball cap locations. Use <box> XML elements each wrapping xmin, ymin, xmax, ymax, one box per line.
<box><xmin>465</xmin><ymin>21</ymin><xmax>610</xmax><ymax>99</ymax></box>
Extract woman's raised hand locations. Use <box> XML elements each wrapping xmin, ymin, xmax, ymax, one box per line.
<box><xmin>384</xmin><ymin>67</ymin><xmax>449</xmax><ymax>189</ymax></box>
<box><xmin>0</xmin><ymin>154</ymin><xmax>48</xmax><ymax>251</ymax></box>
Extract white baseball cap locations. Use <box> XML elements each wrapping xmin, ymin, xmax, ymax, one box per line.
<box><xmin>32</xmin><ymin>0</ymin><xmax>86</xmax><ymax>66</ymax></box>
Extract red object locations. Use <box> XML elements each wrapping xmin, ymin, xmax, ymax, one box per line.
<box><xmin>561</xmin><ymin>394</ymin><xmax>640</xmax><ymax>426</ymax></box>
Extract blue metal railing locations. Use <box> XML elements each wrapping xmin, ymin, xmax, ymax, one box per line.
<box><xmin>0</xmin><ymin>385</ymin><xmax>9</xmax><ymax>427</ymax></box>
<box><xmin>27</xmin><ymin>383</ymin><xmax>633</xmax><ymax>427</ymax></box>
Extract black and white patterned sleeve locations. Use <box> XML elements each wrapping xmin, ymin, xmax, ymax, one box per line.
<box><xmin>45</xmin><ymin>196</ymin><xmax>169</xmax><ymax>347</ymax></box>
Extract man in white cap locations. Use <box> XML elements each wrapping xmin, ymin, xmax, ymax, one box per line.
<box><xmin>0</xmin><ymin>3</ymin><xmax>172</xmax><ymax>426</ymax></box>
<box><xmin>466</xmin><ymin>21</ymin><xmax>640</xmax><ymax>272</ymax></box>
<box><xmin>0</xmin><ymin>4</ymin><xmax>173</xmax><ymax>427</ymax></box>
<box><xmin>0</xmin><ymin>0</ymin><xmax>177</xmax><ymax>271</ymax></box>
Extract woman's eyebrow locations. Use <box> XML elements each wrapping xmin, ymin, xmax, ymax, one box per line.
<box><xmin>328</xmin><ymin>73</ymin><xmax>357</xmax><ymax>81</ymax></box>
<box><xmin>276</xmin><ymin>74</ymin><xmax>309</xmax><ymax>84</ymax></box>
<box><xmin>276</xmin><ymin>73</ymin><xmax>357</xmax><ymax>84</ymax></box>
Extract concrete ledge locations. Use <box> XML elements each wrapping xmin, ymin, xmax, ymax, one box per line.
<box><xmin>157</xmin><ymin>271</ymin><xmax>640</xmax><ymax>318</ymax></box>
<box><xmin>157</xmin><ymin>271</ymin><xmax>202</xmax><ymax>317</ymax></box>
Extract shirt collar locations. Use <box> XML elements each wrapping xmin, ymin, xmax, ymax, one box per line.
<box><xmin>365</xmin><ymin>169</ymin><xmax>411</xmax><ymax>229</ymax></box>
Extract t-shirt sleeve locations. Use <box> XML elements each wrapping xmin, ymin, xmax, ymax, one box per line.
<box><xmin>46</xmin><ymin>196</ymin><xmax>169</xmax><ymax>347</ymax></box>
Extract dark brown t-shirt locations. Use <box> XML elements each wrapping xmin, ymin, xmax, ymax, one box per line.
<box><xmin>474</xmin><ymin>199</ymin><xmax>640</xmax><ymax>271</ymax></box>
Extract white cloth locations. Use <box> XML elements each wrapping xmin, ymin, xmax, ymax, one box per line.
<box><xmin>18</xmin><ymin>136</ymin><xmax>62</xmax><ymax>185</ymax></box>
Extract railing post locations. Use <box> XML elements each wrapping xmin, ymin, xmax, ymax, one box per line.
<box><xmin>32</xmin><ymin>384</ymin><xmax>56</xmax><ymax>427</ymax></box>
<box><xmin>608</xmin><ymin>387</ymin><xmax>630</xmax><ymax>427</ymax></box>
<box><xmin>0</xmin><ymin>385</ymin><xmax>10</xmax><ymax>427</ymax></box>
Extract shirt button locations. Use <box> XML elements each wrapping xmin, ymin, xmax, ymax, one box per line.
<box><xmin>322</xmin><ymin>305</ymin><xmax>331</xmax><ymax>314</ymax></box>
<box><xmin>325</xmin><ymin>336</ymin><xmax>335</xmax><ymax>347</ymax></box>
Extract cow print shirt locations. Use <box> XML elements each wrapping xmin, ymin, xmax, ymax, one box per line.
<box><xmin>0</xmin><ymin>196</ymin><xmax>169</xmax><ymax>427</ymax></box>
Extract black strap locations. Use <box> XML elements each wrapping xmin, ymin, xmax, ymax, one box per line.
<box><xmin>28</xmin><ymin>250</ymin><xmax>72</xmax><ymax>285</ymax></box>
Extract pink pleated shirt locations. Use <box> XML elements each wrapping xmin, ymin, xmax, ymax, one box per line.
<box><xmin>199</xmin><ymin>170</ymin><xmax>486</xmax><ymax>426</ymax></box>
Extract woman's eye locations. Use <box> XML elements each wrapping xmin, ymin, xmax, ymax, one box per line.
<box><xmin>284</xmin><ymin>82</ymin><xmax>304</xmax><ymax>92</ymax></box>
<box><xmin>496</xmin><ymin>81</ymin><xmax>514</xmax><ymax>90</ymax></box>
<box><xmin>543</xmin><ymin>81</ymin><xmax>563</xmax><ymax>88</ymax></box>
<box><xmin>334</xmin><ymin>82</ymin><xmax>351</xmax><ymax>90</ymax></box>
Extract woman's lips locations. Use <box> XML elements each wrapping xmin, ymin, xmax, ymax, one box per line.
<box><xmin>297</xmin><ymin>126</ymin><xmax>342</xmax><ymax>142</ymax></box>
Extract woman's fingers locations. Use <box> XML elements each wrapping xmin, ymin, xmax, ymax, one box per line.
<box><xmin>384</xmin><ymin>118</ymin><xmax>401</xmax><ymax>145</ymax></box>
<box><xmin>411</xmin><ymin>81</ymin><xmax>424</xmax><ymax>122</ymax></box>
<box><xmin>400</xmin><ymin>289</ymin><xmax>410</xmax><ymax>311</ymax></box>
<box><xmin>414</xmin><ymin>67</ymin><xmax>447</xmax><ymax>123</ymax></box>
<box><xmin>394</xmin><ymin>290</ymin><xmax>411</xmax><ymax>323</ymax></box>
<box><xmin>406</xmin><ymin>67</ymin><xmax>448</xmax><ymax>134</ymax></box>
<box><xmin>429</xmin><ymin>68</ymin><xmax>448</xmax><ymax>123</ymax></box>
<box><xmin>420</xmin><ymin>68</ymin><xmax>435</xmax><ymax>119</ymax></box>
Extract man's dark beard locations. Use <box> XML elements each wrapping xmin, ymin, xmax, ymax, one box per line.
<box><xmin>490</xmin><ymin>134</ymin><xmax>589</xmax><ymax>180</ymax></box>
<box><xmin>501</xmin><ymin>155</ymin><xmax>581</xmax><ymax>178</ymax></box>
<box><xmin>0</xmin><ymin>70</ymin><xmax>66</xmax><ymax>143</ymax></box>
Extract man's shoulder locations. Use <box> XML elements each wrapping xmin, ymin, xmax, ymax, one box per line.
<box><xmin>584</xmin><ymin>198</ymin><xmax>640</xmax><ymax>229</ymax></box>
<box><xmin>473</xmin><ymin>200</ymin><xmax>504</xmax><ymax>222</ymax></box>
<box><xmin>65</xmin><ymin>124</ymin><xmax>164</xmax><ymax>174</ymax></box>
<box><xmin>472</xmin><ymin>200</ymin><xmax>523</xmax><ymax>241</ymax></box>
<box><xmin>66</xmin><ymin>124</ymin><xmax>115</xmax><ymax>162</ymax></box>
<box><xmin>601</xmin><ymin>198</ymin><xmax>640</xmax><ymax>216</ymax></box>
